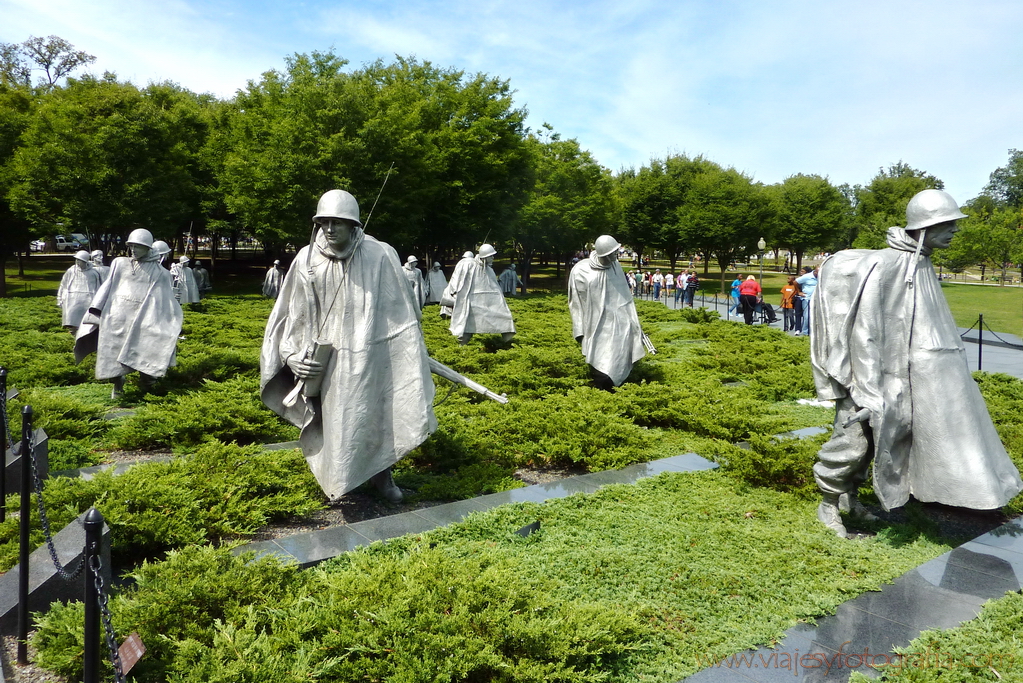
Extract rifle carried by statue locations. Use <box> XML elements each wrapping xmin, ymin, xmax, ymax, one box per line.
<box><xmin>428</xmin><ymin>357</ymin><xmax>508</xmax><ymax>404</ymax></box>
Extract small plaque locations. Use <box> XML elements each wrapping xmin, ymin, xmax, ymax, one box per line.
<box><xmin>516</xmin><ymin>521</ymin><xmax>540</xmax><ymax>537</ymax></box>
<box><xmin>118</xmin><ymin>632</ymin><xmax>146</xmax><ymax>675</ymax></box>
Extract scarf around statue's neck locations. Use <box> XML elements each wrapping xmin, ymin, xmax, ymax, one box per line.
<box><xmin>314</xmin><ymin>226</ymin><xmax>364</xmax><ymax>261</ymax></box>
<box><xmin>886</xmin><ymin>226</ymin><xmax>932</xmax><ymax>286</ymax></box>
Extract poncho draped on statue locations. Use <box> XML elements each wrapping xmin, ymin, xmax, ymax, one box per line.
<box><xmin>497</xmin><ymin>267</ymin><xmax>521</xmax><ymax>295</ymax></box>
<box><xmin>442</xmin><ymin>255</ymin><xmax>515</xmax><ymax>338</ymax></box>
<box><xmin>403</xmin><ymin>263</ymin><xmax>427</xmax><ymax>308</ymax></box>
<box><xmin>260</xmin><ymin>230</ymin><xmax>437</xmax><ymax>501</ymax></box>
<box><xmin>810</xmin><ymin>227</ymin><xmax>1023</xmax><ymax>510</ymax></box>
<box><xmin>57</xmin><ymin>264</ymin><xmax>103</xmax><ymax>327</ymax></box>
<box><xmin>74</xmin><ymin>255</ymin><xmax>183</xmax><ymax>379</ymax></box>
<box><xmin>568</xmin><ymin>254</ymin><xmax>646</xmax><ymax>386</ymax></box>
<box><xmin>171</xmin><ymin>263</ymin><xmax>201</xmax><ymax>303</ymax></box>
<box><xmin>263</xmin><ymin>267</ymin><xmax>284</xmax><ymax>298</ymax></box>
<box><xmin>425</xmin><ymin>265</ymin><xmax>447</xmax><ymax>304</ymax></box>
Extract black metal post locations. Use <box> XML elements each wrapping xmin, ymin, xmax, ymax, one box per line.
<box><xmin>1</xmin><ymin>366</ymin><xmax>7</xmax><ymax>524</ymax></box>
<box><xmin>17</xmin><ymin>405</ymin><xmax>32</xmax><ymax>665</ymax></box>
<box><xmin>83</xmin><ymin>507</ymin><xmax>104</xmax><ymax>683</ymax></box>
<box><xmin>978</xmin><ymin>314</ymin><xmax>984</xmax><ymax>372</ymax></box>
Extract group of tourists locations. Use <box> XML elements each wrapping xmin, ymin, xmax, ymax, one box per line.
<box><xmin>728</xmin><ymin>265</ymin><xmax>818</xmax><ymax>331</ymax></box>
<box><xmin>626</xmin><ymin>268</ymin><xmax>701</xmax><ymax>306</ymax></box>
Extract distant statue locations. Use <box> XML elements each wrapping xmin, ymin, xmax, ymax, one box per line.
<box><xmin>151</xmin><ymin>241</ymin><xmax>171</xmax><ymax>265</ymax></box>
<box><xmin>440</xmin><ymin>244</ymin><xmax>515</xmax><ymax>345</ymax></box>
<box><xmin>497</xmin><ymin>263</ymin><xmax>523</xmax><ymax>296</ymax></box>
<box><xmin>812</xmin><ymin>190</ymin><xmax>1023</xmax><ymax>537</ymax></box>
<box><xmin>171</xmin><ymin>255</ymin><xmax>201</xmax><ymax>304</ymax></box>
<box><xmin>440</xmin><ymin>251</ymin><xmax>474</xmax><ymax>318</ymax></box>
<box><xmin>425</xmin><ymin>262</ymin><xmax>447</xmax><ymax>305</ymax></box>
<box><xmin>57</xmin><ymin>250</ymin><xmax>103</xmax><ymax>331</ymax></box>
<box><xmin>263</xmin><ymin>260</ymin><xmax>285</xmax><ymax>299</ymax></box>
<box><xmin>89</xmin><ymin>250</ymin><xmax>110</xmax><ymax>282</ymax></box>
<box><xmin>568</xmin><ymin>235</ymin><xmax>647</xmax><ymax>390</ymax></box>
<box><xmin>75</xmin><ymin>229</ymin><xmax>183</xmax><ymax>397</ymax></box>
<box><xmin>193</xmin><ymin>259</ymin><xmax>212</xmax><ymax>298</ymax></box>
<box><xmin>403</xmin><ymin>255</ymin><xmax>427</xmax><ymax>309</ymax></box>
<box><xmin>260</xmin><ymin>190</ymin><xmax>437</xmax><ymax>504</ymax></box>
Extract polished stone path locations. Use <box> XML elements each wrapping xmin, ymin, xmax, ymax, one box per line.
<box><xmin>233</xmin><ymin>452</ymin><xmax>720</xmax><ymax>568</ymax></box>
<box><xmin>683</xmin><ymin>516</ymin><xmax>1023</xmax><ymax>682</ymax></box>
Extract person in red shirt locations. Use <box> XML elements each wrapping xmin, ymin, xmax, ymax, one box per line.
<box><xmin>738</xmin><ymin>275</ymin><xmax>761</xmax><ymax>325</ymax></box>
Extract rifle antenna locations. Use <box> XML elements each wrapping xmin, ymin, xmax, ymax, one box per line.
<box><xmin>362</xmin><ymin>162</ymin><xmax>395</xmax><ymax>231</ymax></box>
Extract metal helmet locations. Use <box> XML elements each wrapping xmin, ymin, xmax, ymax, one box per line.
<box><xmin>126</xmin><ymin>228</ymin><xmax>154</xmax><ymax>248</ymax></box>
<box><xmin>407</xmin><ymin>255</ymin><xmax>418</xmax><ymax>264</ymax></box>
<box><xmin>179</xmin><ymin>255</ymin><xmax>190</xmax><ymax>264</ymax></box>
<box><xmin>462</xmin><ymin>251</ymin><xmax>474</xmax><ymax>259</ymax></box>
<box><xmin>90</xmin><ymin>249</ymin><xmax>104</xmax><ymax>261</ymax></box>
<box><xmin>151</xmin><ymin>240</ymin><xmax>171</xmax><ymax>256</ymax></box>
<box><xmin>313</xmin><ymin>190</ymin><xmax>362</xmax><ymax>227</ymax></box>
<box><xmin>73</xmin><ymin>250</ymin><xmax>91</xmax><ymax>262</ymax></box>
<box><xmin>594</xmin><ymin>235</ymin><xmax>621</xmax><ymax>257</ymax></box>
<box><xmin>273</xmin><ymin>259</ymin><xmax>281</xmax><ymax>265</ymax></box>
<box><xmin>905</xmin><ymin>190</ymin><xmax>967</xmax><ymax>232</ymax></box>
<box><xmin>478</xmin><ymin>243</ymin><xmax>497</xmax><ymax>259</ymax></box>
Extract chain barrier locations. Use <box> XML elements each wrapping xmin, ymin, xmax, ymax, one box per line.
<box><xmin>27</xmin><ymin>430</ymin><xmax>86</xmax><ymax>580</ymax></box>
<box><xmin>0</xmin><ymin>382</ymin><xmax>14</xmax><ymax>451</ymax></box>
<box><xmin>981</xmin><ymin>318</ymin><xmax>1023</xmax><ymax>350</ymax></box>
<box><xmin>959</xmin><ymin>316</ymin><xmax>980</xmax><ymax>338</ymax></box>
<box><xmin>89</xmin><ymin>553</ymin><xmax>126</xmax><ymax>683</ymax></box>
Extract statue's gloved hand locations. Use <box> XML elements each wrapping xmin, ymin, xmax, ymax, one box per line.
<box><xmin>286</xmin><ymin>354</ymin><xmax>324</xmax><ymax>381</ymax></box>
<box><xmin>843</xmin><ymin>407</ymin><xmax>871</xmax><ymax>429</ymax></box>
<box><xmin>80</xmin><ymin>308</ymin><xmax>102</xmax><ymax>327</ymax></box>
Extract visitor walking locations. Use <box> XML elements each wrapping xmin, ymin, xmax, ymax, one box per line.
<box><xmin>796</xmin><ymin>266</ymin><xmax>818</xmax><ymax>335</ymax></box>
<box><xmin>781</xmin><ymin>276</ymin><xmax>799</xmax><ymax>332</ymax></box>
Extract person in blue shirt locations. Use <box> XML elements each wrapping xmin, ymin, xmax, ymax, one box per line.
<box><xmin>795</xmin><ymin>266</ymin><xmax>818</xmax><ymax>335</ymax></box>
<box><xmin>728</xmin><ymin>275</ymin><xmax>742</xmax><ymax>315</ymax></box>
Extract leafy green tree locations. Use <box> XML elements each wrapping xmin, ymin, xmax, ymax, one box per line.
<box><xmin>0</xmin><ymin>83</ymin><xmax>34</xmax><ymax>297</ymax></box>
<box><xmin>985</xmin><ymin>149</ymin><xmax>1023</xmax><ymax>209</ymax></box>
<box><xmin>0</xmin><ymin>35</ymin><xmax>94</xmax><ymax>90</ymax></box>
<box><xmin>675</xmin><ymin>161</ymin><xmax>773</xmax><ymax>291</ymax></box>
<box><xmin>942</xmin><ymin>205</ymin><xmax>1023</xmax><ymax>285</ymax></box>
<box><xmin>8</xmin><ymin>76</ymin><xmax>209</xmax><ymax>250</ymax></box>
<box><xmin>220</xmin><ymin>52</ymin><xmax>531</xmax><ymax>256</ymax></box>
<box><xmin>514</xmin><ymin>126</ymin><xmax>615</xmax><ymax>290</ymax></box>
<box><xmin>851</xmin><ymin>162</ymin><xmax>943</xmax><ymax>249</ymax></box>
<box><xmin>768</xmin><ymin>174</ymin><xmax>850</xmax><ymax>272</ymax></box>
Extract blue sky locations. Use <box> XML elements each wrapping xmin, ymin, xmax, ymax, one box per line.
<box><xmin>3</xmin><ymin>0</ymin><xmax>1022</xmax><ymax>202</ymax></box>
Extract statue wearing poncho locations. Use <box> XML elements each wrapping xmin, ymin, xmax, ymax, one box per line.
<box><xmin>568</xmin><ymin>237</ymin><xmax>646</xmax><ymax>389</ymax></box>
<box><xmin>171</xmin><ymin>256</ymin><xmax>201</xmax><ymax>304</ymax></box>
<box><xmin>425</xmin><ymin>262</ymin><xmax>447</xmax><ymax>305</ymax></box>
<box><xmin>441</xmin><ymin>244</ymin><xmax>515</xmax><ymax>344</ymax></box>
<box><xmin>403</xmin><ymin>256</ymin><xmax>427</xmax><ymax>309</ymax></box>
<box><xmin>811</xmin><ymin>190</ymin><xmax>1023</xmax><ymax>537</ymax></box>
<box><xmin>74</xmin><ymin>231</ymin><xmax>182</xmax><ymax>389</ymax></box>
<box><xmin>57</xmin><ymin>252</ymin><xmax>103</xmax><ymax>329</ymax></box>
<box><xmin>263</xmin><ymin>261</ymin><xmax>285</xmax><ymax>299</ymax></box>
<box><xmin>260</xmin><ymin>192</ymin><xmax>436</xmax><ymax>502</ymax></box>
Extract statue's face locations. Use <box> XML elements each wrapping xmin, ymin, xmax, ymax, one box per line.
<box><xmin>484</xmin><ymin>256</ymin><xmax>494</xmax><ymax>267</ymax></box>
<box><xmin>131</xmin><ymin>244</ymin><xmax>150</xmax><ymax>260</ymax></box>
<box><xmin>597</xmin><ymin>252</ymin><xmax>618</xmax><ymax>267</ymax></box>
<box><xmin>75</xmin><ymin>259</ymin><xmax>88</xmax><ymax>270</ymax></box>
<box><xmin>923</xmin><ymin>220</ymin><xmax>959</xmax><ymax>250</ymax></box>
<box><xmin>319</xmin><ymin>218</ymin><xmax>357</xmax><ymax>251</ymax></box>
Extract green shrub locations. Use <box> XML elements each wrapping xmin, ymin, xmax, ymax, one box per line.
<box><xmin>0</xmin><ymin>441</ymin><xmax>323</xmax><ymax>570</ymax></box>
<box><xmin>717</xmin><ymin>432</ymin><xmax>830</xmax><ymax>498</ymax></box>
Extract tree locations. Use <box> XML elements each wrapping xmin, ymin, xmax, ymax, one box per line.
<box><xmin>985</xmin><ymin>149</ymin><xmax>1023</xmax><ymax>209</ymax></box>
<box><xmin>941</xmin><ymin>204</ymin><xmax>1023</xmax><ymax>285</ymax></box>
<box><xmin>8</xmin><ymin>76</ymin><xmax>210</xmax><ymax>249</ymax></box>
<box><xmin>0</xmin><ymin>36</ymin><xmax>94</xmax><ymax>90</ymax></box>
<box><xmin>0</xmin><ymin>83</ymin><xmax>34</xmax><ymax>297</ymax></box>
<box><xmin>220</xmin><ymin>52</ymin><xmax>531</xmax><ymax>256</ymax></box>
<box><xmin>768</xmin><ymin>174</ymin><xmax>850</xmax><ymax>272</ymax></box>
<box><xmin>851</xmin><ymin>162</ymin><xmax>943</xmax><ymax>249</ymax></box>
<box><xmin>514</xmin><ymin>126</ymin><xmax>615</xmax><ymax>290</ymax></box>
<box><xmin>675</xmin><ymin>161</ymin><xmax>772</xmax><ymax>291</ymax></box>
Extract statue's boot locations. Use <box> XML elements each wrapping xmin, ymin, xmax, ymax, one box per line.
<box><xmin>839</xmin><ymin>492</ymin><xmax>879</xmax><ymax>522</ymax></box>
<box><xmin>501</xmin><ymin>332</ymin><xmax>515</xmax><ymax>343</ymax></box>
<box><xmin>139</xmin><ymin>373</ymin><xmax>156</xmax><ymax>394</ymax></box>
<box><xmin>817</xmin><ymin>494</ymin><xmax>847</xmax><ymax>538</ymax></box>
<box><xmin>371</xmin><ymin>468</ymin><xmax>403</xmax><ymax>504</ymax></box>
<box><xmin>459</xmin><ymin>333</ymin><xmax>473</xmax><ymax>346</ymax></box>
<box><xmin>111</xmin><ymin>376</ymin><xmax>125</xmax><ymax>400</ymax></box>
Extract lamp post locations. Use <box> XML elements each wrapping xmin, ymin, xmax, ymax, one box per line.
<box><xmin>757</xmin><ymin>237</ymin><xmax>766</xmax><ymax>282</ymax></box>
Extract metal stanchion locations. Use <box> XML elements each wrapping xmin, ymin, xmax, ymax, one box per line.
<box><xmin>1</xmin><ymin>366</ymin><xmax>7</xmax><ymax>524</ymax></box>
<box><xmin>978</xmin><ymin>314</ymin><xmax>984</xmax><ymax>372</ymax></box>
<box><xmin>83</xmin><ymin>508</ymin><xmax>104</xmax><ymax>683</ymax></box>
<box><xmin>18</xmin><ymin>405</ymin><xmax>32</xmax><ymax>664</ymax></box>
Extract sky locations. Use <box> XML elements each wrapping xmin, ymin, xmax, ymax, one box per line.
<box><xmin>3</xmin><ymin>0</ymin><xmax>1023</xmax><ymax>201</ymax></box>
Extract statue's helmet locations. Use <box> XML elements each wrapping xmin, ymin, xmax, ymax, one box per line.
<box><xmin>273</xmin><ymin>259</ymin><xmax>281</xmax><ymax>265</ymax></box>
<box><xmin>905</xmin><ymin>190</ymin><xmax>967</xmax><ymax>232</ymax></box>
<box><xmin>478</xmin><ymin>243</ymin><xmax>497</xmax><ymax>259</ymax></box>
<box><xmin>463</xmin><ymin>251</ymin><xmax>474</xmax><ymax>259</ymax></box>
<box><xmin>432</xmin><ymin>262</ymin><xmax>441</xmax><ymax>269</ymax></box>
<box><xmin>194</xmin><ymin>260</ymin><xmax>202</xmax><ymax>267</ymax></box>
<box><xmin>73</xmin><ymin>250</ymin><xmax>91</xmax><ymax>262</ymax></box>
<box><xmin>407</xmin><ymin>255</ymin><xmax>418</xmax><ymax>264</ymax></box>
<box><xmin>151</xmin><ymin>240</ymin><xmax>171</xmax><ymax>256</ymax></box>
<box><xmin>90</xmin><ymin>249</ymin><xmax>104</xmax><ymax>260</ymax></box>
<box><xmin>179</xmin><ymin>255</ymin><xmax>190</xmax><ymax>264</ymax></box>
<box><xmin>594</xmin><ymin>235</ymin><xmax>621</xmax><ymax>257</ymax></box>
<box><xmin>313</xmin><ymin>190</ymin><xmax>362</xmax><ymax>227</ymax></box>
<box><xmin>126</xmin><ymin>228</ymin><xmax>154</xmax><ymax>248</ymax></box>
